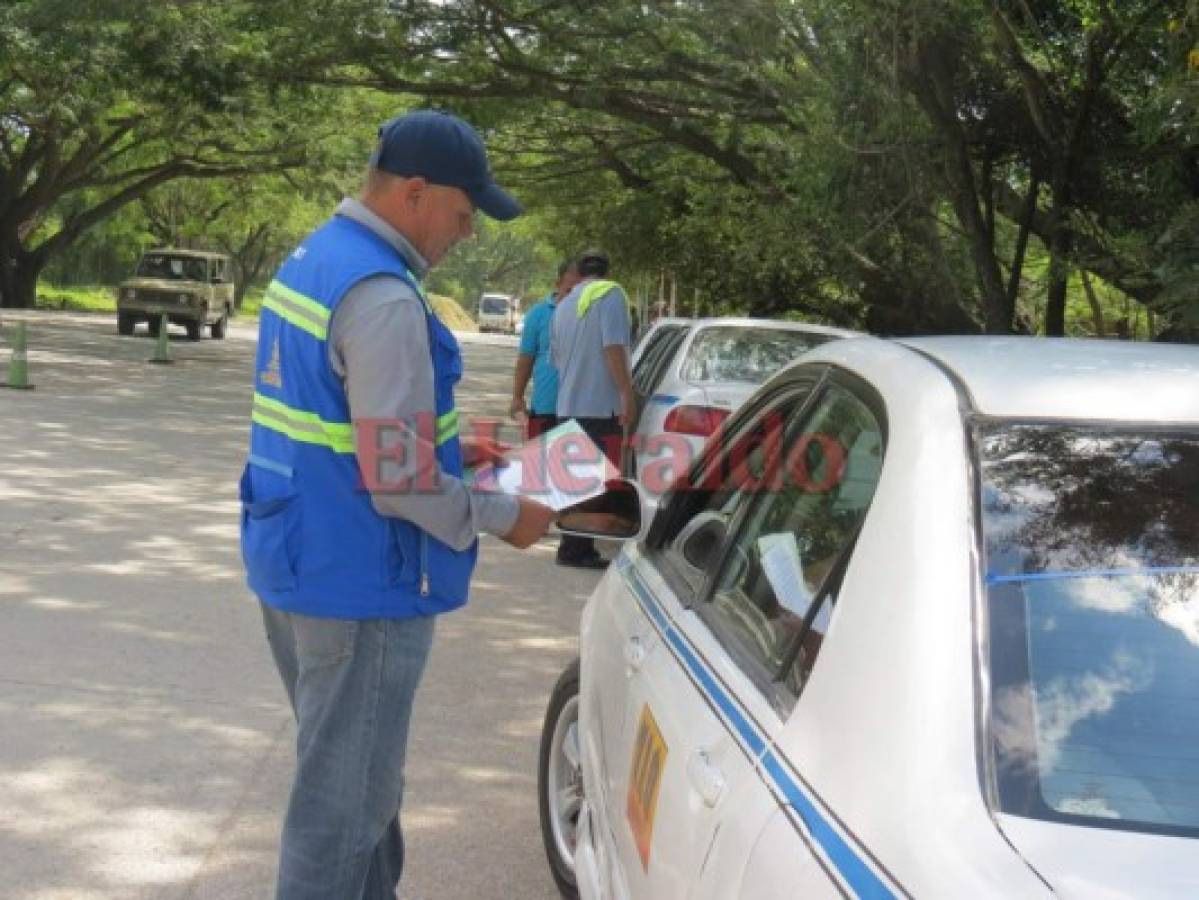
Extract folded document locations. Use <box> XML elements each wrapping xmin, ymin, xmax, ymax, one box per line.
<box><xmin>472</xmin><ymin>419</ymin><xmax>620</xmax><ymax>512</ymax></box>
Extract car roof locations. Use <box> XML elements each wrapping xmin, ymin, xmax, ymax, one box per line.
<box><xmin>898</xmin><ymin>336</ymin><xmax>1199</xmax><ymax>423</ymax></box>
<box><xmin>655</xmin><ymin>317</ymin><xmax>859</xmax><ymax>339</ymax></box>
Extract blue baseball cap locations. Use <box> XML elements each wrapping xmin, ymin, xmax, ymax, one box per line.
<box><xmin>369</xmin><ymin>110</ymin><xmax>523</xmax><ymax>221</ymax></box>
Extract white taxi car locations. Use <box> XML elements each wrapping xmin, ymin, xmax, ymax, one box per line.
<box><xmin>625</xmin><ymin>318</ymin><xmax>857</xmax><ymax>494</ymax></box>
<box><xmin>539</xmin><ymin>336</ymin><xmax>1199</xmax><ymax>899</ymax></box>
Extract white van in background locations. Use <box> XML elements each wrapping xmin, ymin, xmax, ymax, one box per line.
<box><xmin>478</xmin><ymin>292</ymin><xmax>519</xmax><ymax>333</ymax></box>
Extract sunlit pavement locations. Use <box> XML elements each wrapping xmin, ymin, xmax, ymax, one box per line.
<box><xmin>0</xmin><ymin>310</ymin><xmax>593</xmax><ymax>899</ymax></box>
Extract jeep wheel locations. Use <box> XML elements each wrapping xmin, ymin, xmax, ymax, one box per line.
<box><xmin>186</xmin><ymin>318</ymin><xmax>203</xmax><ymax>341</ymax></box>
<box><xmin>538</xmin><ymin>658</ymin><xmax>582</xmax><ymax>899</ymax></box>
<box><xmin>117</xmin><ymin>312</ymin><xmax>135</xmax><ymax>336</ymax></box>
<box><xmin>211</xmin><ymin>309</ymin><xmax>229</xmax><ymax>340</ymax></box>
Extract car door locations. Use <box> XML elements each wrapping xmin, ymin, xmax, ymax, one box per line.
<box><xmin>200</xmin><ymin>257</ymin><xmax>216</xmax><ymax>321</ymax></box>
<box><xmin>594</xmin><ymin>373</ymin><xmax>823</xmax><ymax>898</ymax></box>
<box><xmin>624</xmin><ymin>324</ymin><xmax>688</xmax><ymax>474</ymax></box>
<box><xmin>689</xmin><ymin>373</ymin><xmax>891</xmax><ymax>899</ymax></box>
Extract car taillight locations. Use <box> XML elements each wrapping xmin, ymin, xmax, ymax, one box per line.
<box><xmin>663</xmin><ymin>404</ymin><xmax>730</xmax><ymax>437</ymax></box>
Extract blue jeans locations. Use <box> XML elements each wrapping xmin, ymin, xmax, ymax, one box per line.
<box><xmin>261</xmin><ymin>603</ymin><xmax>435</xmax><ymax>900</ymax></box>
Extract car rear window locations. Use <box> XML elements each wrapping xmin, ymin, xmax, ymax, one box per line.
<box><xmin>680</xmin><ymin>327</ymin><xmax>831</xmax><ymax>384</ymax></box>
<box><xmin>978</xmin><ymin>423</ymin><xmax>1199</xmax><ymax>838</ymax></box>
<box><xmin>481</xmin><ymin>296</ymin><xmax>508</xmax><ymax>314</ymax></box>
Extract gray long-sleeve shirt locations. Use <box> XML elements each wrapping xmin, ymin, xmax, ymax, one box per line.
<box><xmin>325</xmin><ymin>198</ymin><xmax>519</xmax><ymax>549</ymax></box>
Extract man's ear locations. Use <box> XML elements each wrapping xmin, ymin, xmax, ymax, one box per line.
<box><xmin>403</xmin><ymin>176</ymin><xmax>429</xmax><ymax>209</ymax></box>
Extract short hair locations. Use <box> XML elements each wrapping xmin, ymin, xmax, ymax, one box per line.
<box><xmin>363</xmin><ymin>166</ymin><xmax>405</xmax><ymax>197</ymax></box>
<box><xmin>557</xmin><ymin>259</ymin><xmax>576</xmax><ymax>278</ymax></box>
<box><xmin>576</xmin><ymin>250</ymin><xmax>610</xmax><ymax>278</ymax></box>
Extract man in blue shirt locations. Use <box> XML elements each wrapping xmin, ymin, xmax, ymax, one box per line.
<box><xmin>509</xmin><ymin>259</ymin><xmax>579</xmax><ymax>438</ymax></box>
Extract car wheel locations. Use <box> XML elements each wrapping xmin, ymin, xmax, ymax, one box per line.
<box><xmin>211</xmin><ymin>310</ymin><xmax>228</xmax><ymax>340</ymax></box>
<box><xmin>186</xmin><ymin>318</ymin><xmax>203</xmax><ymax>341</ymax></box>
<box><xmin>117</xmin><ymin>312</ymin><xmax>135</xmax><ymax>336</ymax></box>
<box><xmin>538</xmin><ymin>658</ymin><xmax>582</xmax><ymax>899</ymax></box>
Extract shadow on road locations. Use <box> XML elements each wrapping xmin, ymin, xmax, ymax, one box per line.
<box><xmin>0</xmin><ymin>311</ymin><xmax>588</xmax><ymax>899</ymax></box>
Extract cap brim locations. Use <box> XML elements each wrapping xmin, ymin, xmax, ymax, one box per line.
<box><xmin>470</xmin><ymin>182</ymin><xmax>523</xmax><ymax>221</ymax></box>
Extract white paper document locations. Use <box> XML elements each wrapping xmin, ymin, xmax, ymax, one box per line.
<box><xmin>757</xmin><ymin>532</ymin><xmax>812</xmax><ymax>618</ymax></box>
<box><xmin>473</xmin><ymin>419</ymin><xmax>619</xmax><ymax>512</ymax></box>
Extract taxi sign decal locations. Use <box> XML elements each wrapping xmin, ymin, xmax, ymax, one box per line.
<box><xmin>626</xmin><ymin>704</ymin><xmax>668</xmax><ymax>870</ymax></box>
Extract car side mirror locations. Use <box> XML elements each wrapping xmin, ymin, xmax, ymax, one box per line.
<box><xmin>677</xmin><ymin>511</ymin><xmax>729</xmax><ymax>570</ymax></box>
<box><xmin>556</xmin><ymin>479</ymin><xmax>649</xmax><ymax>542</ymax></box>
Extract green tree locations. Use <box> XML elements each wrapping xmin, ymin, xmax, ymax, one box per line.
<box><xmin>137</xmin><ymin>176</ymin><xmax>329</xmax><ymax>307</ymax></box>
<box><xmin>322</xmin><ymin>0</ymin><xmax>1198</xmax><ymax>336</ymax></box>
<box><xmin>0</xmin><ymin>0</ymin><xmax>314</xmax><ymax>308</ymax></box>
<box><xmin>426</xmin><ymin>215</ymin><xmax>556</xmax><ymax>310</ymax></box>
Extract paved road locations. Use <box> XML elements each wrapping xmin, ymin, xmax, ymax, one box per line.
<box><xmin>0</xmin><ymin>311</ymin><xmax>595</xmax><ymax>899</ymax></box>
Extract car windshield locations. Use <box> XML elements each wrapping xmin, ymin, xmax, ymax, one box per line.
<box><xmin>978</xmin><ymin>423</ymin><xmax>1199</xmax><ymax>838</ymax></box>
<box><xmin>481</xmin><ymin>296</ymin><xmax>508</xmax><ymax>314</ymax></box>
<box><xmin>680</xmin><ymin>327</ymin><xmax>832</xmax><ymax>384</ymax></box>
<box><xmin>136</xmin><ymin>254</ymin><xmax>207</xmax><ymax>281</ymax></box>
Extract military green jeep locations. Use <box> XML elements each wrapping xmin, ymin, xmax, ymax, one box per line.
<box><xmin>117</xmin><ymin>249</ymin><xmax>235</xmax><ymax>340</ymax></box>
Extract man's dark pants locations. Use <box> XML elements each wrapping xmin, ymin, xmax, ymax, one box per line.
<box><xmin>557</xmin><ymin>415</ymin><xmax>623</xmax><ymax>563</ymax></box>
<box><xmin>525</xmin><ymin>411</ymin><xmax>557</xmax><ymax>440</ymax></box>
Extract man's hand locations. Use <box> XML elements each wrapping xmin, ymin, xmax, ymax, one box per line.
<box><xmin>461</xmin><ymin>433</ymin><xmax>511</xmax><ymax>469</ymax></box>
<box><xmin>507</xmin><ymin>396</ymin><xmax>528</xmax><ymax>430</ymax></box>
<box><xmin>501</xmin><ymin>496</ymin><xmax>555</xmax><ymax>548</ymax></box>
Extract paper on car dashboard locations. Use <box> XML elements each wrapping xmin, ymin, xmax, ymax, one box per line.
<box><xmin>757</xmin><ymin>532</ymin><xmax>812</xmax><ymax>617</ymax></box>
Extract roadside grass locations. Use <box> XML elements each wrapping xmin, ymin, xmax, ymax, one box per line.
<box><xmin>36</xmin><ymin>284</ymin><xmax>117</xmax><ymax>313</ymax></box>
<box><xmin>429</xmin><ymin>292</ymin><xmax>479</xmax><ymax>332</ymax></box>
<box><xmin>233</xmin><ymin>288</ymin><xmax>478</xmax><ymax>331</ymax></box>
<box><xmin>35</xmin><ymin>283</ymin><xmax>479</xmax><ymax>332</ymax></box>
<box><xmin>239</xmin><ymin>289</ymin><xmax>264</xmax><ymax>318</ymax></box>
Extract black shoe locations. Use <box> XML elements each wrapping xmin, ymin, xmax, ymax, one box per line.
<box><xmin>556</xmin><ymin>553</ymin><xmax>609</xmax><ymax>570</ymax></box>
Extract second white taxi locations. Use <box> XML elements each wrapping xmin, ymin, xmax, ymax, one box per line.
<box><xmin>539</xmin><ymin>336</ymin><xmax>1199</xmax><ymax>899</ymax></box>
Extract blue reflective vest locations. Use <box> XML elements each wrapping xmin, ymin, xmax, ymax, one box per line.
<box><xmin>239</xmin><ymin>214</ymin><xmax>477</xmax><ymax>619</ymax></box>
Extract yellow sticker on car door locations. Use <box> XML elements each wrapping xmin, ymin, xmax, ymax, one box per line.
<box><xmin>626</xmin><ymin>704</ymin><xmax>668</xmax><ymax>870</ymax></box>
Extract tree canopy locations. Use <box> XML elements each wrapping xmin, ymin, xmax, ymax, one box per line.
<box><xmin>0</xmin><ymin>0</ymin><xmax>321</xmax><ymax>307</ymax></box>
<box><xmin>6</xmin><ymin>0</ymin><xmax>1199</xmax><ymax>339</ymax></box>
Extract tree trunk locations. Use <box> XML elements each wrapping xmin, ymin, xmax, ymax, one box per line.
<box><xmin>1005</xmin><ymin>176</ymin><xmax>1040</xmax><ymax>327</ymax></box>
<box><xmin>0</xmin><ymin>234</ymin><xmax>43</xmax><ymax>309</ymax></box>
<box><xmin>1045</xmin><ymin>253</ymin><xmax>1069</xmax><ymax>336</ymax></box>
<box><xmin>905</xmin><ymin>35</ymin><xmax>1012</xmax><ymax>333</ymax></box>
<box><xmin>1079</xmin><ymin>269</ymin><xmax>1105</xmax><ymax>337</ymax></box>
<box><xmin>1044</xmin><ymin>181</ymin><xmax>1072</xmax><ymax>337</ymax></box>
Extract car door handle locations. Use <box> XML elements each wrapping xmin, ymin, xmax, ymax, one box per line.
<box><xmin>687</xmin><ymin>749</ymin><xmax>726</xmax><ymax>807</ymax></box>
<box><xmin>624</xmin><ymin>635</ymin><xmax>648</xmax><ymax>671</ymax></box>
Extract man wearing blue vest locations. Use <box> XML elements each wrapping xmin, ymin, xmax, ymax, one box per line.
<box><xmin>508</xmin><ymin>258</ymin><xmax>580</xmax><ymax>438</ymax></box>
<box><xmin>240</xmin><ymin>109</ymin><xmax>554</xmax><ymax>899</ymax></box>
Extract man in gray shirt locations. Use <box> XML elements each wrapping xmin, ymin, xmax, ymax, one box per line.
<box><xmin>550</xmin><ymin>250</ymin><xmax>634</xmax><ymax>567</ymax></box>
<box><xmin>244</xmin><ymin>110</ymin><xmax>554</xmax><ymax>899</ymax></box>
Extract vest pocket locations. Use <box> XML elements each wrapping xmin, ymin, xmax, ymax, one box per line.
<box><xmin>240</xmin><ymin>466</ymin><xmax>300</xmax><ymax>592</ymax></box>
<box><xmin>386</xmin><ymin>520</ymin><xmax>411</xmax><ymax>587</ymax></box>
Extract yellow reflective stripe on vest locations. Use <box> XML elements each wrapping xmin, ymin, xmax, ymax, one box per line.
<box><xmin>263</xmin><ymin>280</ymin><xmax>332</xmax><ymax>340</ymax></box>
<box><xmin>252</xmin><ymin>392</ymin><xmax>354</xmax><ymax>453</ymax></box>
<box><xmin>436</xmin><ymin>409</ymin><xmax>459</xmax><ymax>446</ymax></box>
<box><xmin>412</xmin><ymin>282</ymin><xmax>433</xmax><ymax>315</ymax></box>
<box><xmin>577</xmin><ymin>280</ymin><xmax>621</xmax><ymax>318</ymax></box>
